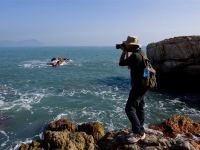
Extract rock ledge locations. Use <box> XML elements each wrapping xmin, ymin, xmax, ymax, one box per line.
<box><xmin>19</xmin><ymin>115</ymin><xmax>200</xmax><ymax>150</ymax></box>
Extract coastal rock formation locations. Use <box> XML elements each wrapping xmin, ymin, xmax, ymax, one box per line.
<box><xmin>98</xmin><ymin>128</ymin><xmax>199</xmax><ymax>150</ymax></box>
<box><xmin>149</xmin><ymin>115</ymin><xmax>200</xmax><ymax>138</ymax></box>
<box><xmin>44</xmin><ymin>130</ymin><xmax>95</xmax><ymax>150</ymax></box>
<box><xmin>18</xmin><ymin>116</ymin><xmax>200</xmax><ymax>150</ymax></box>
<box><xmin>47</xmin><ymin>118</ymin><xmax>77</xmax><ymax>132</ymax></box>
<box><xmin>78</xmin><ymin>122</ymin><xmax>105</xmax><ymax>143</ymax></box>
<box><xmin>19</xmin><ymin>140</ymin><xmax>44</xmax><ymax>150</ymax></box>
<box><xmin>146</xmin><ymin>36</ymin><xmax>200</xmax><ymax>87</ymax></box>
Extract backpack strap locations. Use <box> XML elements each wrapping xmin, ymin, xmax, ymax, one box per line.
<box><xmin>137</xmin><ymin>50</ymin><xmax>149</xmax><ymax>67</ymax></box>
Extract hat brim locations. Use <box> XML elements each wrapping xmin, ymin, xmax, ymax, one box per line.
<box><xmin>123</xmin><ymin>41</ymin><xmax>141</xmax><ymax>47</ymax></box>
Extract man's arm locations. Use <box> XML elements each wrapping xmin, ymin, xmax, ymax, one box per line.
<box><xmin>119</xmin><ymin>51</ymin><xmax>132</xmax><ymax>66</ymax></box>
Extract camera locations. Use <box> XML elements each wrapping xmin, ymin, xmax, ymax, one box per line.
<box><xmin>116</xmin><ymin>43</ymin><xmax>125</xmax><ymax>49</ymax></box>
<box><xmin>116</xmin><ymin>43</ymin><xmax>139</xmax><ymax>52</ymax></box>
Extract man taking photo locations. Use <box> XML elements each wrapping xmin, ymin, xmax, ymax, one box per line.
<box><xmin>118</xmin><ymin>36</ymin><xmax>147</xmax><ymax>143</ymax></box>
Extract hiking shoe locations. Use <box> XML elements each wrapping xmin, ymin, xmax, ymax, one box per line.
<box><xmin>126</xmin><ymin>134</ymin><xmax>141</xmax><ymax>143</ymax></box>
<box><xmin>127</xmin><ymin>133</ymin><xmax>146</xmax><ymax>143</ymax></box>
<box><xmin>140</xmin><ymin>133</ymin><xmax>146</xmax><ymax>140</ymax></box>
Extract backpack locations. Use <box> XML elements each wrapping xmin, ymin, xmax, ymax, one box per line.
<box><xmin>139</xmin><ymin>52</ymin><xmax>157</xmax><ymax>89</ymax></box>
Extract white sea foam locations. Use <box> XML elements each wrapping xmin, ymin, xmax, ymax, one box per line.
<box><xmin>60</xmin><ymin>87</ymin><xmax>121</xmax><ymax>102</ymax></box>
<box><xmin>54</xmin><ymin>113</ymin><xmax>70</xmax><ymax>121</ymax></box>
<box><xmin>0</xmin><ymin>92</ymin><xmax>45</xmax><ymax>111</ymax></box>
<box><xmin>12</xmin><ymin>138</ymin><xmax>32</xmax><ymax>150</ymax></box>
<box><xmin>18</xmin><ymin>60</ymin><xmax>49</xmax><ymax>69</ymax></box>
<box><xmin>0</xmin><ymin>130</ymin><xmax>9</xmax><ymax>147</ymax></box>
<box><xmin>0</xmin><ymin>85</ymin><xmax>46</xmax><ymax>111</ymax></box>
<box><xmin>0</xmin><ymin>100</ymin><xmax>4</xmax><ymax>106</ymax></box>
<box><xmin>113</xmin><ymin>106</ymin><xmax>123</xmax><ymax>113</ymax></box>
<box><xmin>11</xmin><ymin>131</ymin><xmax>45</xmax><ymax>150</ymax></box>
<box><xmin>67</xmin><ymin>59</ymin><xmax>73</xmax><ymax>64</ymax></box>
<box><xmin>145</xmin><ymin>92</ymin><xmax>200</xmax><ymax>123</ymax></box>
<box><xmin>46</xmin><ymin>89</ymin><xmax>200</xmax><ymax>133</ymax></box>
<box><xmin>168</xmin><ymin>98</ymin><xmax>184</xmax><ymax>104</ymax></box>
<box><xmin>105</xmin><ymin>120</ymin><xmax>115</xmax><ymax>131</ymax></box>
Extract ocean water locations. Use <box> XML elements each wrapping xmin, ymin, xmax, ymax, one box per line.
<box><xmin>0</xmin><ymin>47</ymin><xmax>199</xmax><ymax>149</ymax></box>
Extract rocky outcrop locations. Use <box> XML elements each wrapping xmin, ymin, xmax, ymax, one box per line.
<box><xmin>18</xmin><ymin>115</ymin><xmax>200</xmax><ymax>150</ymax></box>
<box><xmin>149</xmin><ymin>115</ymin><xmax>200</xmax><ymax>138</ymax></box>
<box><xmin>19</xmin><ymin>140</ymin><xmax>44</xmax><ymax>150</ymax></box>
<box><xmin>44</xmin><ymin>130</ymin><xmax>95</xmax><ymax>150</ymax></box>
<box><xmin>47</xmin><ymin>118</ymin><xmax>77</xmax><ymax>132</ymax></box>
<box><xmin>19</xmin><ymin>119</ymin><xmax>104</xmax><ymax>150</ymax></box>
<box><xmin>146</xmin><ymin>36</ymin><xmax>200</xmax><ymax>88</ymax></box>
<box><xmin>98</xmin><ymin>128</ymin><xmax>199</xmax><ymax>150</ymax></box>
<box><xmin>78</xmin><ymin>122</ymin><xmax>105</xmax><ymax>143</ymax></box>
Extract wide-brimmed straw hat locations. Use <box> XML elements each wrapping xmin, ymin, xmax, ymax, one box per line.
<box><xmin>123</xmin><ymin>36</ymin><xmax>141</xmax><ymax>47</ymax></box>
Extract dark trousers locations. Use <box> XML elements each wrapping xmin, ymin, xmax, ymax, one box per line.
<box><xmin>125</xmin><ymin>88</ymin><xmax>147</xmax><ymax>136</ymax></box>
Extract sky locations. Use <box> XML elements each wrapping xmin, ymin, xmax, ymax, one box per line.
<box><xmin>0</xmin><ymin>0</ymin><xmax>200</xmax><ymax>46</ymax></box>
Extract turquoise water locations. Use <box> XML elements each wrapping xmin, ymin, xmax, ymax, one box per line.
<box><xmin>0</xmin><ymin>47</ymin><xmax>199</xmax><ymax>149</ymax></box>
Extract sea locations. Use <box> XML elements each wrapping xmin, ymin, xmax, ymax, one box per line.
<box><xmin>0</xmin><ymin>47</ymin><xmax>200</xmax><ymax>149</ymax></box>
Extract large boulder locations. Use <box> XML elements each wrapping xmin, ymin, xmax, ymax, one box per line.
<box><xmin>146</xmin><ymin>36</ymin><xmax>200</xmax><ymax>88</ymax></box>
<box><xmin>78</xmin><ymin>122</ymin><xmax>105</xmax><ymax>143</ymax></box>
<box><xmin>47</xmin><ymin>118</ymin><xmax>77</xmax><ymax>132</ymax></box>
<box><xmin>44</xmin><ymin>130</ymin><xmax>95</xmax><ymax>150</ymax></box>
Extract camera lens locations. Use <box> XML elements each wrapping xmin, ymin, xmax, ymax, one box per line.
<box><xmin>116</xmin><ymin>44</ymin><xmax>121</xmax><ymax>49</ymax></box>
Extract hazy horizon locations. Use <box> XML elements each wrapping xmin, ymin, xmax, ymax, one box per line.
<box><xmin>1</xmin><ymin>0</ymin><xmax>200</xmax><ymax>46</ymax></box>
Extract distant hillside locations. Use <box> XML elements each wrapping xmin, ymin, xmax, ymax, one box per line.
<box><xmin>0</xmin><ymin>39</ymin><xmax>43</xmax><ymax>47</ymax></box>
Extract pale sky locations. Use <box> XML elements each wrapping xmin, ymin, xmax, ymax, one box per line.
<box><xmin>0</xmin><ymin>0</ymin><xmax>200</xmax><ymax>46</ymax></box>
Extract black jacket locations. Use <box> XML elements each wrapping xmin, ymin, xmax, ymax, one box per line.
<box><xmin>119</xmin><ymin>49</ymin><xmax>145</xmax><ymax>89</ymax></box>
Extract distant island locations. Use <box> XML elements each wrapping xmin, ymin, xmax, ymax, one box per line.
<box><xmin>0</xmin><ymin>39</ymin><xmax>43</xmax><ymax>47</ymax></box>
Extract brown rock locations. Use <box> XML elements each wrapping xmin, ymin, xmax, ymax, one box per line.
<box><xmin>18</xmin><ymin>116</ymin><xmax>200</xmax><ymax>150</ymax></box>
<box><xmin>44</xmin><ymin>130</ymin><xmax>68</xmax><ymax>148</ymax></box>
<box><xmin>18</xmin><ymin>140</ymin><xmax>44</xmax><ymax>150</ymax></box>
<box><xmin>78</xmin><ymin>122</ymin><xmax>105</xmax><ymax>143</ymax></box>
<box><xmin>149</xmin><ymin>115</ymin><xmax>200</xmax><ymax>137</ymax></box>
<box><xmin>44</xmin><ymin>130</ymin><xmax>95</xmax><ymax>150</ymax></box>
<box><xmin>47</xmin><ymin>118</ymin><xmax>77</xmax><ymax>132</ymax></box>
<box><xmin>98</xmin><ymin>129</ymin><xmax>130</xmax><ymax>150</ymax></box>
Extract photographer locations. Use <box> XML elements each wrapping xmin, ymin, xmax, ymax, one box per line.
<box><xmin>118</xmin><ymin>36</ymin><xmax>147</xmax><ymax>142</ymax></box>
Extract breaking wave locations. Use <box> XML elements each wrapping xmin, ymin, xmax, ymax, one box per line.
<box><xmin>0</xmin><ymin>130</ymin><xmax>9</xmax><ymax>148</ymax></box>
<box><xmin>0</xmin><ymin>84</ymin><xmax>46</xmax><ymax>112</ymax></box>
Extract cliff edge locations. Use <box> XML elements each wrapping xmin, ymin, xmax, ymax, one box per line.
<box><xmin>18</xmin><ymin>115</ymin><xmax>200</xmax><ymax>150</ymax></box>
